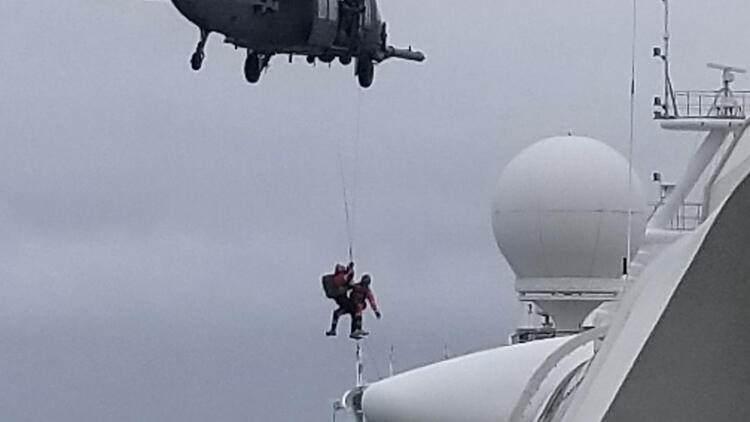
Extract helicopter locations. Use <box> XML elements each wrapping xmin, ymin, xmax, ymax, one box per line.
<box><xmin>170</xmin><ymin>0</ymin><xmax>425</xmax><ymax>88</ymax></box>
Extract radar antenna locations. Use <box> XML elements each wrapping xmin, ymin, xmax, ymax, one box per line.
<box><xmin>707</xmin><ymin>63</ymin><xmax>747</xmax><ymax>116</ymax></box>
<box><xmin>707</xmin><ymin>62</ymin><xmax>748</xmax><ymax>81</ymax></box>
<box><xmin>706</xmin><ymin>63</ymin><xmax>747</xmax><ymax>117</ymax></box>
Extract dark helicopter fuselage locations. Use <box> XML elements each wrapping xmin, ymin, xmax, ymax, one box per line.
<box><xmin>171</xmin><ymin>0</ymin><xmax>383</xmax><ymax>57</ymax></box>
<box><xmin>170</xmin><ymin>0</ymin><xmax>423</xmax><ymax>87</ymax></box>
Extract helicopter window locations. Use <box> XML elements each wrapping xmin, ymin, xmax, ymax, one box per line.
<box><xmin>318</xmin><ymin>0</ymin><xmax>328</xmax><ymax>19</ymax></box>
<box><xmin>329</xmin><ymin>0</ymin><xmax>338</xmax><ymax>21</ymax></box>
<box><xmin>363</xmin><ymin>0</ymin><xmax>372</xmax><ymax>25</ymax></box>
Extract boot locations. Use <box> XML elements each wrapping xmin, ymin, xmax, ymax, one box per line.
<box><xmin>349</xmin><ymin>315</ymin><xmax>368</xmax><ymax>339</ymax></box>
<box><xmin>350</xmin><ymin>329</ymin><xmax>369</xmax><ymax>339</ymax></box>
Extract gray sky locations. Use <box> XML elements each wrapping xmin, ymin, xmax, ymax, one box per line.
<box><xmin>1</xmin><ymin>0</ymin><xmax>750</xmax><ymax>420</ymax></box>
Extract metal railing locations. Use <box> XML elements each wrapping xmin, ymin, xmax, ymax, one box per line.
<box><xmin>671</xmin><ymin>201</ymin><xmax>703</xmax><ymax>230</ymax></box>
<box><xmin>649</xmin><ymin>200</ymin><xmax>703</xmax><ymax>231</ymax></box>
<box><xmin>511</xmin><ymin>328</ymin><xmax>582</xmax><ymax>345</ymax></box>
<box><xmin>664</xmin><ymin>90</ymin><xmax>750</xmax><ymax>119</ymax></box>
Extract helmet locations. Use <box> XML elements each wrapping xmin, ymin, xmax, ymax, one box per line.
<box><xmin>361</xmin><ymin>274</ymin><xmax>372</xmax><ymax>286</ymax></box>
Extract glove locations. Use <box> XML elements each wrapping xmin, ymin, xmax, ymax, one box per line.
<box><xmin>375</xmin><ymin>311</ymin><xmax>382</xmax><ymax>319</ymax></box>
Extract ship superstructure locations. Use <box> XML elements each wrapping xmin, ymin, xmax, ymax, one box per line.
<box><xmin>335</xmin><ymin>3</ymin><xmax>750</xmax><ymax>420</ymax></box>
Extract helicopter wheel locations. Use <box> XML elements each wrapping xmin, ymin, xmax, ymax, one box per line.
<box><xmin>244</xmin><ymin>53</ymin><xmax>262</xmax><ymax>84</ymax></box>
<box><xmin>190</xmin><ymin>51</ymin><xmax>204</xmax><ymax>71</ymax></box>
<box><xmin>356</xmin><ymin>58</ymin><xmax>374</xmax><ymax>88</ymax></box>
<box><xmin>339</xmin><ymin>55</ymin><xmax>352</xmax><ymax>66</ymax></box>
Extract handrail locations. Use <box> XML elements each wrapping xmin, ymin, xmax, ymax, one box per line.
<box><xmin>648</xmin><ymin>201</ymin><xmax>703</xmax><ymax>231</ymax></box>
<box><xmin>664</xmin><ymin>90</ymin><xmax>750</xmax><ymax>119</ymax></box>
<box><xmin>509</xmin><ymin>326</ymin><xmax>608</xmax><ymax>422</ymax></box>
<box><xmin>537</xmin><ymin>360</ymin><xmax>590</xmax><ymax>422</ymax></box>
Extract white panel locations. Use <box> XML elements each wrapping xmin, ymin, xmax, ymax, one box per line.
<box><xmin>710</xmin><ymin>155</ymin><xmax>750</xmax><ymax>211</ymax></box>
<box><xmin>363</xmin><ymin>338</ymin><xmax>583</xmax><ymax>422</ymax></box>
<box><xmin>717</xmin><ymin>126</ymin><xmax>750</xmax><ymax>181</ymax></box>
<box><xmin>562</xmin><ymin>164</ymin><xmax>750</xmax><ymax>421</ymax></box>
<box><xmin>604</xmin><ymin>175</ymin><xmax>750</xmax><ymax>421</ymax></box>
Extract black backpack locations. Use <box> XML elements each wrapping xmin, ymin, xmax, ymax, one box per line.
<box><xmin>322</xmin><ymin>274</ymin><xmax>346</xmax><ymax>298</ymax></box>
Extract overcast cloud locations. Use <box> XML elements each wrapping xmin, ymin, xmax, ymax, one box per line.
<box><xmin>2</xmin><ymin>0</ymin><xmax>750</xmax><ymax>420</ymax></box>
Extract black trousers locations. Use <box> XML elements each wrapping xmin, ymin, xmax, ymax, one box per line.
<box><xmin>330</xmin><ymin>296</ymin><xmax>360</xmax><ymax>333</ymax></box>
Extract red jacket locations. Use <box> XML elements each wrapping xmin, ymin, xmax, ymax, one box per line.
<box><xmin>350</xmin><ymin>284</ymin><xmax>378</xmax><ymax>314</ymax></box>
<box><xmin>332</xmin><ymin>268</ymin><xmax>354</xmax><ymax>289</ymax></box>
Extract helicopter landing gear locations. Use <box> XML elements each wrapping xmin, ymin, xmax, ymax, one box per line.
<box><xmin>356</xmin><ymin>57</ymin><xmax>374</xmax><ymax>88</ymax></box>
<box><xmin>191</xmin><ymin>51</ymin><xmax>204</xmax><ymax>71</ymax></box>
<box><xmin>244</xmin><ymin>51</ymin><xmax>270</xmax><ymax>84</ymax></box>
<box><xmin>191</xmin><ymin>29</ymin><xmax>209</xmax><ymax>71</ymax></box>
<box><xmin>339</xmin><ymin>55</ymin><xmax>352</xmax><ymax>66</ymax></box>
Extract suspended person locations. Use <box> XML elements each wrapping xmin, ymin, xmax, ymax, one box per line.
<box><xmin>324</xmin><ymin>262</ymin><xmax>356</xmax><ymax>337</ymax></box>
<box><xmin>349</xmin><ymin>274</ymin><xmax>381</xmax><ymax>339</ymax></box>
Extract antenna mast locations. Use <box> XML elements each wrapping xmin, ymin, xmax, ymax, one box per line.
<box><xmin>332</xmin><ymin>344</ymin><xmax>366</xmax><ymax>422</ymax></box>
<box><xmin>625</xmin><ymin>0</ymin><xmax>637</xmax><ymax>279</ymax></box>
<box><xmin>654</xmin><ymin>0</ymin><xmax>677</xmax><ymax>117</ymax></box>
<box><xmin>388</xmin><ymin>345</ymin><xmax>395</xmax><ymax>378</ymax></box>
<box><xmin>663</xmin><ymin>0</ymin><xmax>671</xmax><ymax>113</ymax></box>
<box><xmin>355</xmin><ymin>342</ymin><xmax>364</xmax><ymax>387</ymax></box>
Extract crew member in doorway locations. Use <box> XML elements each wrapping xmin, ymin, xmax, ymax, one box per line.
<box><xmin>337</xmin><ymin>0</ymin><xmax>365</xmax><ymax>49</ymax></box>
<box><xmin>325</xmin><ymin>262</ymin><xmax>356</xmax><ymax>337</ymax></box>
<box><xmin>349</xmin><ymin>274</ymin><xmax>381</xmax><ymax>339</ymax></box>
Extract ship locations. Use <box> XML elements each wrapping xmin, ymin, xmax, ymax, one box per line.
<box><xmin>335</xmin><ymin>2</ymin><xmax>750</xmax><ymax>421</ymax></box>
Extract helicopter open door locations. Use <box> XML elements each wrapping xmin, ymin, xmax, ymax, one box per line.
<box><xmin>309</xmin><ymin>0</ymin><xmax>339</xmax><ymax>48</ymax></box>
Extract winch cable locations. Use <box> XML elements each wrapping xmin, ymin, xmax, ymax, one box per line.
<box><xmin>336</xmin><ymin>146</ymin><xmax>355</xmax><ymax>263</ymax></box>
<box><xmin>336</xmin><ymin>88</ymin><xmax>364</xmax><ymax>263</ymax></box>
<box><xmin>337</xmin><ymin>90</ymin><xmax>392</xmax><ymax>387</ymax></box>
<box><xmin>351</xmin><ymin>88</ymin><xmax>363</xmax><ymax>262</ymax></box>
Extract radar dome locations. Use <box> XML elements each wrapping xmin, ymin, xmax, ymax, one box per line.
<box><xmin>492</xmin><ymin>136</ymin><xmax>647</xmax><ymax>279</ymax></box>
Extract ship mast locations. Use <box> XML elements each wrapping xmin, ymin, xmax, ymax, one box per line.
<box><xmin>662</xmin><ymin>0</ymin><xmax>671</xmax><ymax>115</ymax></box>
<box><xmin>654</xmin><ymin>0</ymin><xmax>677</xmax><ymax>117</ymax></box>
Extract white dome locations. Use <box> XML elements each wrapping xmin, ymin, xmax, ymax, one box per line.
<box><xmin>492</xmin><ymin>136</ymin><xmax>647</xmax><ymax>279</ymax></box>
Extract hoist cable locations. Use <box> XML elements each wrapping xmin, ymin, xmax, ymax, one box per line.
<box><xmin>336</xmin><ymin>88</ymin><xmax>364</xmax><ymax>264</ymax></box>
<box><xmin>336</xmin><ymin>146</ymin><xmax>354</xmax><ymax>263</ymax></box>
<box><xmin>351</xmin><ymin>89</ymin><xmax>363</xmax><ymax>262</ymax></box>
